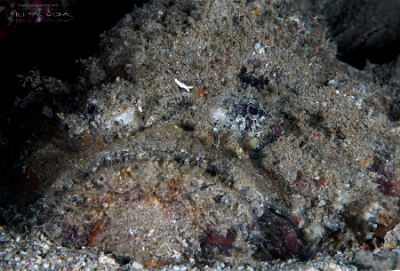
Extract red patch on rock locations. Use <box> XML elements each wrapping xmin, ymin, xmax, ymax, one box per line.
<box><xmin>369</xmin><ymin>157</ymin><xmax>400</xmax><ymax>197</ymax></box>
<box><xmin>199</xmin><ymin>229</ymin><xmax>236</xmax><ymax>251</ymax></box>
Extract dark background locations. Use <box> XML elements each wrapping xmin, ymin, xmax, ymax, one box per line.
<box><xmin>0</xmin><ymin>0</ymin><xmax>150</xmax><ymax>111</ymax></box>
<box><xmin>0</xmin><ymin>0</ymin><xmax>149</xmax><ymax>205</ymax></box>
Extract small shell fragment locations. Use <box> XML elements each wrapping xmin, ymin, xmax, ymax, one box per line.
<box><xmin>175</xmin><ymin>78</ymin><xmax>193</xmax><ymax>92</ymax></box>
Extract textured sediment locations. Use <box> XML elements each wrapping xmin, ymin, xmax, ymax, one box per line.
<box><xmin>2</xmin><ymin>0</ymin><xmax>400</xmax><ymax>270</ymax></box>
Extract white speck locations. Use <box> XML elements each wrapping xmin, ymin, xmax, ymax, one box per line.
<box><xmin>328</xmin><ymin>79</ymin><xmax>337</xmax><ymax>85</ymax></box>
<box><xmin>356</xmin><ymin>98</ymin><xmax>363</xmax><ymax>109</ymax></box>
<box><xmin>254</xmin><ymin>43</ymin><xmax>265</xmax><ymax>54</ymax></box>
<box><xmin>289</xmin><ymin>15</ymin><xmax>301</xmax><ymax>23</ymax></box>
<box><xmin>131</xmin><ymin>261</ymin><xmax>143</xmax><ymax>269</ymax></box>
<box><xmin>144</xmin><ymin>115</ymin><xmax>155</xmax><ymax>127</ymax></box>
<box><xmin>318</xmin><ymin>199</ymin><xmax>327</xmax><ymax>207</ymax></box>
<box><xmin>98</xmin><ymin>255</ymin><xmax>117</xmax><ymax>265</ymax></box>
<box><xmin>175</xmin><ymin>78</ymin><xmax>193</xmax><ymax>92</ymax></box>
<box><xmin>115</xmin><ymin>108</ymin><xmax>135</xmax><ymax>124</ymax></box>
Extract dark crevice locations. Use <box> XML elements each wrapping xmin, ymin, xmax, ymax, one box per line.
<box><xmin>311</xmin><ymin>0</ymin><xmax>400</xmax><ymax>69</ymax></box>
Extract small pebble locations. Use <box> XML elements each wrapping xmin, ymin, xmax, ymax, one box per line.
<box><xmin>42</xmin><ymin>261</ymin><xmax>50</xmax><ymax>269</ymax></box>
<box><xmin>131</xmin><ymin>261</ymin><xmax>143</xmax><ymax>269</ymax></box>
